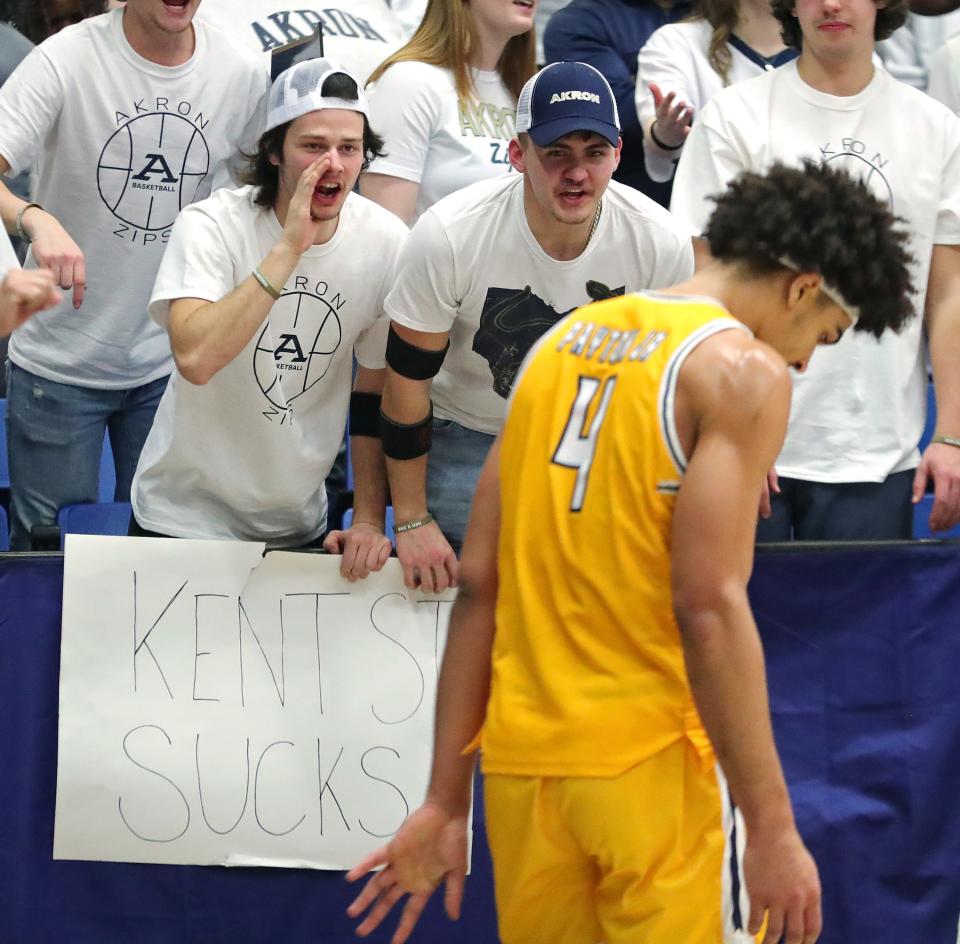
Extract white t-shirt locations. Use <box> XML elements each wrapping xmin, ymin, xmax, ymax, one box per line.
<box><xmin>366</xmin><ymin>61</ymin><xmax>517</xmax><ymax>223</ymax></box>
<box><xmin>132</xmin><ymin>186</ymin><xmax>406</xmax><ymax>545</ymax></box>
<box><xmin>879</xmin><ymin>11</ymin><xmax>960</xmax><ymax>91</ymax></box>
<box><xmin>928</xmin><ymin>33</ymin><xmax>960</xmax><ymax>112</ymax></box>
<box><xmin>386</xmin><ymin>174</ymin><xmax>694</xmax><ymax>435</ymax></box>
<box><xmin>672</xmin><ymin>62</ymin><xmax>960</xmax><ymax>483</ymax></box>
<box><xmin>636</xmin><ymin>20</ymin><xmax>795</xmax><ymax>182</ymax></box>
<box><xmin>0</xmin><ymin>10</ymin><xmax>267</xmax><ymax>389</ymax></box>
<box><xmin>196</xmin><ymin>0</ymin><xmax>405</xmax><ymax>86</ymax></box>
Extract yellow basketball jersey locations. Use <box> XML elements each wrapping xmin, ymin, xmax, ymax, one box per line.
<box><xmin>479</xmin><ymin>292</ymin><xmax>750</xmax><ymax>778</ymax></box>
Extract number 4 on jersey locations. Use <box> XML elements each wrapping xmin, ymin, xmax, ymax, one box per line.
<box><xmin>551</xmin><ymin>375</ymin><xmax>618</xmax><ymax>512</ymax></box>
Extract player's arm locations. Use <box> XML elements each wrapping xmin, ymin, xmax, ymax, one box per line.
<box><xmin>671</xmin><ymin>338</ymin><xmax>821</xmax><ymax>944</ymax></box>
<box><xmin>346</xmin><ymin>438</ymin><xmax>502</xmax><ymax>943</ymax></box>
<box><xmin>322</xmin><ymin>366</ymin><xmax>392</xmax><ymax>580</ymax></box>
<box><xmin>914</xmin><ymin>243</ymin><xmax>960</xmax><ymax>530</ymax></box>
<box><xmin>0</xmin><ymin>157</ymin><xmax>85</xmax><ymax>309</ymax></box>
<box><xmin>381</xmin><ymin>320</ymin><xmax>458</xmax><ymax>593</ymax></box>
<box><xmin>168</xmin><ymin>157</ymin><xmax>330</xmax><ymax>385</ymax></box>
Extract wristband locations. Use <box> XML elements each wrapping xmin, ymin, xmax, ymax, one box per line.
<box><xmin>394</xmin><ymin>513</ymin><xmax>434</xmax><ymax>534</ymax></box>
<box><xmin>252</xmin><ymin>267</ymin><xmax>282</xmax><ymax>300</ymax></box>
<box><xmin>649</xmin><ymin>121</ymin><xmax>684</xmax><ymax>152</ymax></box>
<box><xmin>931</xmin><ymin>435</ymin><xmax>960</xmax><ymax>449</ymax></box>
<box><xmin>15</xmin><ymin>203</ymin><xmax>43</xmax><ymax>243</ymax></box>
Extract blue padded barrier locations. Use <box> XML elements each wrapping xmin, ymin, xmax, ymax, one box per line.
<box><xmin>2</xmin><ymin>543</ymin><xmax>960</xmax><ymax>942</ymax></box>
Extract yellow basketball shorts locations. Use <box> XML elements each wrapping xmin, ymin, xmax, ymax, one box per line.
<box><xmin>484</xmin><ymin>738</ymin><xmax>749</xmax><ymax>944</ymax></box>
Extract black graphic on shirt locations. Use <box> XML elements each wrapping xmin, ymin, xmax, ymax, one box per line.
<box><xmin>248</xmin><ymin>8</ymin><xmax>389</xmax><ymax>51</ymax></box>
<box><xmin>98</xmin><ymin>109</ymin><xmax>210</xmax><ymax>232</ymax></box>
<box><xmin>819</xmin><ymin>138</ymin><xmax>893</xmax><ymax>209</ymax></box>
<box><xmin>254</xmin><ymin>287</ymin><xmax>344</xmax><ymax>424</ymax></box>
<box><xmin>473</xmin><ymin>281</ymin><xmax>625</xmax><ymax>398</ymax></box>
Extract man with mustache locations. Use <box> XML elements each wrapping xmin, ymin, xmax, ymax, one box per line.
<box><xmin>129</xmin><ymin>58</ymin><xmax>406</xmax><ymax>574</ymax></box>
<box><xmin>379</xmin><ymin>59</ymin><xmax>693</xmax><ymax>592</ymax></box>
<box><xmin>0</xmin><ymin>0</ymin><xmax>266</xmax><ymax>549</ymax></box>
<box><xmin>671</xmin><ymin>0</ymin><xmax>960</xmax><ymax>542</ymax></box>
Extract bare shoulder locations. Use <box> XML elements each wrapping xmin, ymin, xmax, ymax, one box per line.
<box><xmin>680</xmin><ymin>329</ymin><xmax>791</xmax><ymax>428</ymax></box>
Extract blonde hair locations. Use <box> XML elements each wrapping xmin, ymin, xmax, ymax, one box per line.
<box><xmin>691</xmin><ymin>0</ymin><xmax>738</xmax><ymax>85</ymax></box>
<box><xmin>367</xmin><ymin>0</ymin><xmax>536</xmax><ymax>101</ymax></box>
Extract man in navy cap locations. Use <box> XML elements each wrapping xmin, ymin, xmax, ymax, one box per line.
<box><xmin>375</xmin><ymin>60</ymin><xmax>694</xmax><ymax>593</ymax></box>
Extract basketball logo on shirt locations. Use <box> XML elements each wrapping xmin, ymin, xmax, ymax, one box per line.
<box><xmin>98</xmin><ymin>104</ymin><xmax>211</xmax><ymax>236</ymax></box>
<box><xmin>820</xmin><ymin>139</ymin><xmax>893</xmax><ymax>209</ymax></box>
<box><xmin>253</xmin><ymin>279</ymin><xmax>346</xmax><ymax>424</ymax></box>
<box><xmin>474</xmin><ymin>281</ymin><xmax>625</xmax><ymax>398</ymax></box>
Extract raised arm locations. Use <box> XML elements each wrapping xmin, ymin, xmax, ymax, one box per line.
<box><xmin>670</xmin><ymin>336</ymin><xmax>821</xmax><ymax>944</ymax></box>
<box><xmin>167</xmin><ymin>157</ymin><xmax>330</xmax><ymax>385</ymax></box>
<box><xmin>346</xmin><ymin>437</ymin><xmax>503</xmax><ymax>943</ymax></box>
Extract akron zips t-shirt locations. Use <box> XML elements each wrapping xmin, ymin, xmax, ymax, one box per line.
<box><xmin>0</xmin><ymin>9</ymin><xmax>267</xmax><ymax>389</ymax></box>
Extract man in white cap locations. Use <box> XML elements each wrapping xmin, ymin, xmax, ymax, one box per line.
<box><xmin>377</xmin><ymin>59</ymin><xmax>693</xmax><ymax>592</ymax></box>
<box><xmin>129</xmin><ymin>58</ymin><xmax>407</xmax><ymax>575</ymax></box>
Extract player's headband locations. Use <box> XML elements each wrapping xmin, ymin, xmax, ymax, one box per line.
<box><xmin>778</xmin><ymin>257</ymin><xmax>860</xmax><ymax>326</ymax></box>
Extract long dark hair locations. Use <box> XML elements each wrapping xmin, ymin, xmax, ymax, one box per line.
<box><xmin>242</xmin><ymin>72</ymin><xmax>387</xmax><ymax>208</ymax></box>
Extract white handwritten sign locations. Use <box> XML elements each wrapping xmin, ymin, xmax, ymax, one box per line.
<box><xmin>54</xmin><ymin>536</ymin><xmax>456</xmax><ymax>870</ymax></box>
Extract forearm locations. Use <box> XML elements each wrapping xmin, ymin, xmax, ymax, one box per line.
<box><xmin>382</xmin><ymin>368</ymin><xmax>432</xmax><ymax>519</ymax></box>
<box><xmin>171</xmin><ymin>241</ymin><xmax>300</xmax><ymax>384</ymax></box>
<box><xmin>350</xmin><ymin>437</ymin><xmax>388</xmax><ymax>528</ymax></box>
<box><xmin>927</xmin><ymin>299</ymin><xmax>960</xmax><ymax>436</ymax></box>
<box><xmin>678</xmin><ymin>596</ymin><xmax>795</xmax><ymax>834</ymax></box>
<box><xmin>424</xmin><ymin>590</ymin><xmax>493</xmax><ymax>815</ymax></box>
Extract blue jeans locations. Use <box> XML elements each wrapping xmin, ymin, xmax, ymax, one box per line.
<box><xmin>755</xmin><ymin>471</ymin><xmax>915</xmax><ymax>542</ymax></box>
<box><xmin>6</xmin><ymin>362</ymin><xmax>168</xmax><ymax>550</ymax></box>
<box><xmin>426</xmin><ymin>418</ymin><xmax>496</xmax><ymax>554</ymax></box>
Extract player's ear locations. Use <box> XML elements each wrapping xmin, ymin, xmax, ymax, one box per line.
<box><xmin>787</xmin><ymin>271</ymin><xmax>822</xmax><ymax>310</ymax></box>
<box><xmin>508</xmin><ymin>137</ymin><xmax>526</xmax><ymax>173</ymax></box>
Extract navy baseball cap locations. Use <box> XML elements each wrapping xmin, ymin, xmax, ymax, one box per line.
<box><xmin>516</xmin><ymin>61</ymin><xmax>620</xmax><ymax>147</ymax></box>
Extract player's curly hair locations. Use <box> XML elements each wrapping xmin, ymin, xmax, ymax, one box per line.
<box><xmin>771</xmin><ymin>0</ymin><xmax>907</xmax><ymax>48</ymax></box>
<box><xmin>704</xmin><ymin>160</ymin><xmax>915</xmax><ymax>339</ymax></box>
<box><xmin>243</xmin><ymin>72</ymin><xmax>386</xmax><ymax>209</ymax></box>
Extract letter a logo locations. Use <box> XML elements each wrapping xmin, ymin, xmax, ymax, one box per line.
<box><xmin>132</xmin><ymin>153</ymin><xmax>178</xmax><ymax>183</ymax></box>
<box><xmin>274</xmin><ymin>333</ymin><xmax>307</xmax><ymax>362</ymax></box>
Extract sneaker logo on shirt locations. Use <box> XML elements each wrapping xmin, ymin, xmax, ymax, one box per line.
<box><xmin>473</xmin><ymin>281</ymin><xmax>625</xmax><ymax>399</ymax></box>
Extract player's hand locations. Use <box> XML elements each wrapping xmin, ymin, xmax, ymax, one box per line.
<box><xmin>345</xmin><ymin>802</ymin><xmax>469</xmax><ymax>944</ymax></box>
<box><xmin>24</xmin><ymin>207</ymin><xmax>85</xmax><ymax>309</ymax></box>
<box><xmin>395</xmin><ymin>521</ymin><xmax>459</xmax><ymax>593</ymax></box>
<box><xmin>744</xmin><ymin>825</ymin><xmax>822</xmax><ymax>944</ymax></box>
<box><xmin>759</xmin><ymin>467</ymin><xmax>780</xmax><ymax>519</ymax></box>
<box><xmin>279</xmin><ymin>157</ymin><xmax>330</xmax><ymax>256</ymax></box>
<box><xmin>322</xmin><ymin>521</ymin><xmax>392</xmax><ymax>581</ymax></box>
<box><xmin>0</xmin><ymin>268</ymin><xmax>61</xmax><ymax>334</ymax></box>
<box><xmin>649</xmin><ymin>83</ymin><xmax>693</xmax><ymax>151</ymax></box>
<box><xmin>913</xmin><ymin>441</ymin><xmax>960</xmax><ymax>532</ymax></box>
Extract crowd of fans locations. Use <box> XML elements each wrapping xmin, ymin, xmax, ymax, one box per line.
<box><xmin>0</xmin><ymin>0</ymin><xmax>958</xmax><ymax>565</ymax></box>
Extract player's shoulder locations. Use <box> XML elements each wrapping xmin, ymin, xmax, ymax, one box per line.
<box><xmin>682</xmin><ymin>326</ymin><xmax>790</xmax><ymax>419</ymax></box>
<box><xmin>701</xmin><ymin>61</ymin><xmax>780</xmax><ymax>119</ymax></box>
